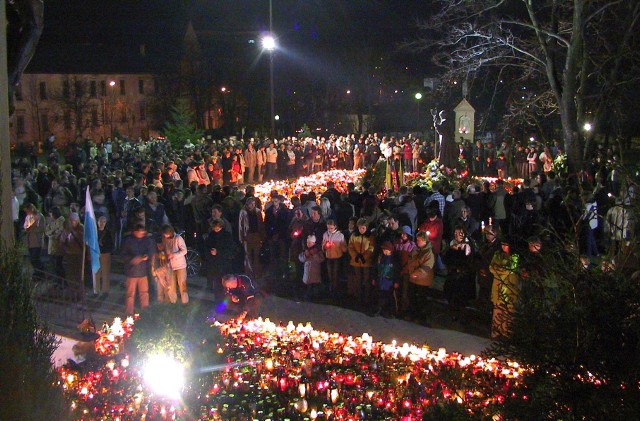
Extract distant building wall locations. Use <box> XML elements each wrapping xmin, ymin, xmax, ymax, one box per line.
<box><xmin>10</xmin><ymin>73</ymin><xmax>159</xmax><ymax>147</ymax></box>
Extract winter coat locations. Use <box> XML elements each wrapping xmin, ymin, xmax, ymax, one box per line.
<box><xmin>417</xmin><ymin>218</ymin><xmax>444</xmax><ymax>254</ymax></box>
<box><xmin>394</xmin><ymin>239</ymin><xmax>416</xmax><ymax>274</ymax></box>
<box><xmin>377</xmin><ymin>254</ymin><xmax>399</xmax><ymax>291</ymax></box>
<box><xmin>322</xmin><ymin>230</ymin><xmax>347</xmax><ymax>259</ymax></box>
<box><xmin>24</xmin><ymin>212</ymin><xmax>45</xmax><ymax>249</ymax></box>
<box><xmin>348</xmin><ymin>232</ymin><xmax>375</xmax><ymax>267</ymax></box>
<box><xmin>162</xmin><ymin>234</ymin><xmax>188</xmax><ymax>270</ymax></box>
<box><xmin>45</xmin><ymin>216</ymin><xmax>65</xmax><ymax>256</ymax></box>
<box><xmin>489</xmin><ymin>251</ymin><xmax>520</xmax><ymax>308</ymax></box>
<box><xmin>406</xmin><ymin>243</ymin><xmax>435</xmax><ymax>287</ymax></box>
<box><xmin>299</xmin><ymin>246</ymin><xmax>325</xmax><ymax>284</ymax></box>
<box><xmin>489</xmin><ymin>186</ymin><xmax>508</xmax><ymax>220</ymax></box>
<box><xmin>239</xmin><ymin>208</ymin><xmax>265</xmax><ymax>243</ymax></box>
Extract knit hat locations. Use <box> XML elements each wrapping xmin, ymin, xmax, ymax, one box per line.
<box><xmin>306</xmin><ymin>235</ymin><xmax>316</xmax><ymax>244</ymax></box>
<box><xmin>401</xmin><ymin>225</ymin><xmax>413</xmax><ymax>237</ymax></box>
<box><xmin>69</xmin><ymin>212</ymin><xmax>80</xmax><ymax>220</ymax></box>
<box><xmin>381</xmin><ymin>241</ymin><xmax>394</xmax><ymax>252</ymax></box>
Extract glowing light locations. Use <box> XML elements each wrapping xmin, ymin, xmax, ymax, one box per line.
<box><xmin>583</xmin><ymin>122</ymin><xmax>593</xmax><ymax>131</ymax></box>
<box><xmin>262</xmin><ymin>35</ymin><xmax>276</xmax><ymax>51</ymax></box>
<box><xmin>415</xmin><ymin>92</ymin><xmax>423</xmax><ymax>100</ymax></box>
<box><xmin>143</xmin><ymin>354</ymin><xmax>185</xmax><ymax>400</ymax></box>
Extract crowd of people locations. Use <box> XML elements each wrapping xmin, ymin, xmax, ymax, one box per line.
<box><xmin>11</xmin><ymin>133</ymin><xmax>638</xmax><ymax>334</ymax></box>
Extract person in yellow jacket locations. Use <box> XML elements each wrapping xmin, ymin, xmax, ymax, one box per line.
<box><xmin>348</xmin><ymin>218</ymin><xmax>375</xmax><ymax>304</ymax></box>
<box><xmin>405</xmin><ymin>231</ymin><xmax>435</xmax><ymax>322</ymax></box>
<box><xmin>489</xmin><ymin>239</ymin><xmax>520</xmax><ymax>338</ymax></box>
<box><xmin>322</xmin><ymin>219</ymin><xmax>348</xmax><ymax>294</ymax></box>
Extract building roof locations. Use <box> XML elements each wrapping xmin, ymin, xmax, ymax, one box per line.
<box><xmin>25</xmin><ymin>0</ymin><xmax>187</xmax><ymax>75</ymax></box>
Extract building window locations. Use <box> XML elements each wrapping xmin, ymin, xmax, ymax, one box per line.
<box><xmin>16</xmin><ymin>115</ymin><xmax>25</xmax><ymax>136</ymax></box>
<box><xmin>139</xmin><ymin>101</ymin><xmax>146</xmax><ymax>121</ymax></box>
<box><xmin>138</xmin><ymin>79</ymin><xmax>144</xmax><ymax>95</ymax></box>
<box><xmin>75</xmin><ymin>80</ymin><xmax>83</xmax><ymax>97</ymax></box>
<box><xmin>100</xmin><ymin>80</ymin><xmax>106</xmax><ymax>96</ymax></box>
<box><xmin>91</xmin><ymin>108</ymin><xmax>98</xmax><ymax>127</ymax></box>
<box><xmin>39</xmin><ymin>82</ymin><xmax>47</xmax><ymax>100</ymax></box>
<box><xmin>40</xmin><ymin>113</ymin><xmax>49</xmax><ymax>133</ymax></box>
<box><xmin>90</xmin><ymin>81</ymin><xmax>97</xmax><ymax>98</ymax></box>
<box><xmin>14</xmin><ymin>85</ymin><xmax>22</xmax><ymax>101</ymax></box>
<box><xmin>119</xmin><ymin>79</ymin><xmax>126</xmax><ymax>95</ymax></box>
<box><xmin>63</xmin><ymin>111</ymin><xmax>71</xmax><ymax>130</ymax></box>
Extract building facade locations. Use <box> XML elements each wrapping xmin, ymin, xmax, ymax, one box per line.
<box><xmin>11</xmin><ymin>73</ymin><xmax>160</xmax><ymax>148</ymax></box>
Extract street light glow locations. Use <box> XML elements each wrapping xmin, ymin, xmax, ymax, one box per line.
<box><xmin>143</xmin><ymin>354</ymin><xmax>185</xmax><ymax>400</ymax></box>
<box><xmin>262</xmin><ymin>35</ymin><xmax>276</xmax><ymax>51</ymax></box>
<box><xmin>584</xmin><ymin>122</ymin><xmax>593</xmax><ymax>131</ymax></box>
<box><xmin>274</xmin><ymin>115</ymin><xmax>280</xmax><ymax>121</ymax></box>
<box><xmin>221</xmin><ymin>87</ymin><xmax>227</xmax><ymax>92</ymax></box>
<box><xmin>415</xmin><ymin>93</ymin><xmax>423</xmax><ymax>100</ymax></box>
<box><xmin>109</xmin><ymin>80</ymin><xmax>116</xmax><ymax>87</ymax></box>
<box><xmin>346</xmin><ymin>90</ymin><xmax>351</xmax><ymax>94</ymax></box>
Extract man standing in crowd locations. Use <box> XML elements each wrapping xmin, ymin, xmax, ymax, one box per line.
<box><xmin>120</xmin><ymin>224</ymin><xmax>155</xmax><ymax>316</ymax></box>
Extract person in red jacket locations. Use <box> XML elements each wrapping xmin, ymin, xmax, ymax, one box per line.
<box><xmin>417</xmin><ymin>207</ymin><xmax>446</xmax><ymax>275</ymax></box>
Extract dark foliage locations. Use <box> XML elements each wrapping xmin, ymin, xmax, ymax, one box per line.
<box><xmin>486</xmin><ymin>242</ymin><xmax>640</xmax><ymax>419</ymax></box>
<box><xmin>0</xmin><ymin>244</ymin><xmax>68</xmax><ymax>420</ymax></box>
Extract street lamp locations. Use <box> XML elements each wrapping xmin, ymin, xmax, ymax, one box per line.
<box><xmin>583</xmin><ymin>122</ymin><xmax>593</xmax><ymax>132</ymax></box>
<box><xmin>262</xmin><ymin>34</ymin><xmax>276</xmax><ymax>140</ymax></box>
<box><xmin>262</xmin><ymin>0</ymin><xmax>276</xmax><ymax>139</ymax></box>
<box><xmin>415</xmin><ymin>93</ymin><xmax>423</xmax><ymax>133</ymax></box>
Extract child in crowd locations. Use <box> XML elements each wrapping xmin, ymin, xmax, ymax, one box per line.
<box><xmin>322</xmin><ymin>219</ymin><xmax>348</xmax><ymax>293</ymax></box>
<box><xmin>299</xmin><ymin>234</ymin><xmax>325</xmax><ymax>301</ymax></box>
<box><xmin>406</xmin><ymin>231</ymin><xmax>435</xmax><ymax>323</ymax></box>
<box><xmin>373</xmin><ymin>241</ymin><xmax>399</xmax><ymax>317</ymax></box>
<box><xmin>348</xmin><ymin>218</ymin><xmax>375</xmax><ymax>304</ymax></box>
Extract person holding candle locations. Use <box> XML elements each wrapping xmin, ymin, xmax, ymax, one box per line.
<box><xmin>417</xmin><ymin>207</ymin><xmax>445</xmax><ymax>276</ymax></box>
<box><xmin>405</xmin><ymin>231</ymin><xmax>435</xmax><ymax>323</ymax></box>
<box><xmin>348</xmin><ymin>218</ymin><xmax>375</xmax><ymax>304</ymax></box>
<box><xmin>221</xmin><ymin>274</ymin><xmax>263</xmax><ymax>319</ymax></box>
<box><xmin>444</xmin><ymin>226</ymin><xmax>475</xmax><ymax>321</ymax></box>
<box><xmin>120</xmin><ymin>224</ymin><xmax>155</xmax><ymax>316</ymax></box>
<box><xmin>322</xmin><ymin>219</ymin><xmax>348</xmax><ymax>294</ymax></box>
<box><xmin>299</xmin><ymin>235</ymin><xmax>325</xmax><ymax>301</ymax></box>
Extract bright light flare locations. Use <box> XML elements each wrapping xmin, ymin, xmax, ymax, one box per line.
<box><xmin>262</xmin><ymin>35</ymin><xmax>276</xmax><ymax>51</ymax></box>
<box><xmin>583</xmin><ymin>122</ymin><xmax>593</xmax><ymax>132</ymax></box>
<box><xmin>415</xmin><ymin>93</ymin><xmax>423</xmax><ymax>100</ymax></box>
<box><xmin>143</xmin><ymin>354</ymin><xmax>185</xmax><ymax>400</ymax></box>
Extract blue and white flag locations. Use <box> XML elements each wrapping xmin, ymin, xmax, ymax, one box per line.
<box><xmin>84</xmin><ymin>186</ymin><xmax>101</xmax><ymax>274</ymax></box>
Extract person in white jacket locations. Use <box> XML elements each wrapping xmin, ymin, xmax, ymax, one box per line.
<box><xmin>161</xmin><ymin>224</ymin><xmax>189</xmax><ymax>303</ymax></box>
<box><xmin>322</xmin><ymin>219</ymin><xmax>347</xmax><ymax>293</ymax></box>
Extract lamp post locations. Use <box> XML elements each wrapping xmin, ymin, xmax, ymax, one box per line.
<box><xmin>263</xmin><ymin>0</ymin><xmax>276</xmax><ymax>140</ymax></box>
<box><xmin>415</xmin><ymin>92</ymin><xmax>422</xmax><ymax>133</ymax></box>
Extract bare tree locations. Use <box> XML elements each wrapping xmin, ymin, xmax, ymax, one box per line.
<box><xmin>51</xmin><ymin>75</ymin><xmax>97</xmax><ymax>140</ymax></box>
<box><xmin>406</xmin><ymin>0</ymin><xmax>640</xmax><ymax>171</ymax></box>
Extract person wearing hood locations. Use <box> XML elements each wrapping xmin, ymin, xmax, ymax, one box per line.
<box><xmin>405</xmin><ymin>231</ymin><xmax>435</xmax><ymax>323</ymax></box>
<box><xmin>395</xmin><ymin>226</ymin><xmax>416</xmax><ymax>312</ymax></box>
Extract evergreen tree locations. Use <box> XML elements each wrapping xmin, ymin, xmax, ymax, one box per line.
<box><xmin>486</xmin><ymin>241</ymin><xmax>640</xmax><ymax>419</ymax></box>
<box><xmin>0</xmin><ymin>244</ymin><xmax>68</xmax><ymax>420</ymax></box>
<box><xmin>162</xmin><ymin>101</ymin><xmax>204</xmax><ymax>150</ymax></box>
